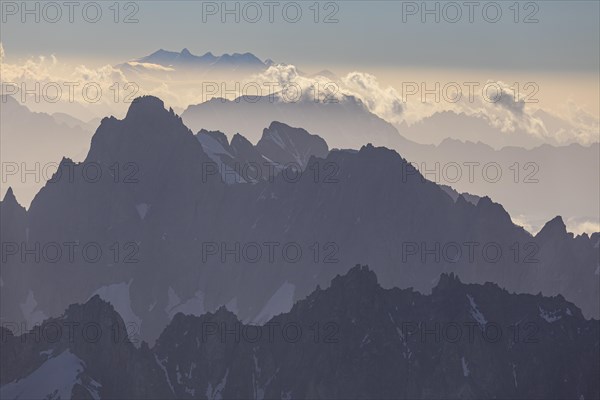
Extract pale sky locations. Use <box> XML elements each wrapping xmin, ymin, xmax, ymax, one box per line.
<box><xmin>3</xmin><ymin>1</ymin><xmax>598</xmax><ymax>120</ymax></box>
<box><xmin>1</xmin><ymin>1</ymin><xmax>598</xmax><ymax>72</ymax></box>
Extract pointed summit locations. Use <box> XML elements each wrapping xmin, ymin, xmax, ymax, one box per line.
<box><xmin>257</xmin><ymin>121</ymin><xmax>329</xmax><ymax>167</ymax></box>
<box><xmin>64</xmin><ymin>294</ymin><xmax>120</xmax><ymax>324</ymax></box>
<box><xmin>536</xmin><ymin>216</ymin><xmax>569</xmax><ymax>240</ymax></box>
<box><xmin>83</xmin><ymin>95</ymin><xmax>208</xmax><ymax>173</ymax></box>
<box><xmin>434</xmin><ymin>272</ymin><xmax>464</xmax><ymax>293</ymax></box>
<box><xmin>1</xmin><ymin>186</ymin><xmax>24</xmax><ymax>211</ymax></box>
<box><xmin>3</xmin><ymin>187</ymin><xmax>16</xmax><ymax>203</ymax></box>
<box><xmin>180</xmin><ymin>48</ymin><xmax>192</xmax><ymax>57</ymax></box>
<box><xmin>475</xmin><ymin>195</ymin><xmax>513</xmax><ymax>225</ymax></box>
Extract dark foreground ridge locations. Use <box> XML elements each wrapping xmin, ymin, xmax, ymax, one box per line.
<box><xmin>1</xmin><ymin>95</ymin><xmax>598</xmax><ymax>345</ymax></box>
<box><xmin>1</xmin><ymin>266</ymin><xmax>598</xmax><ymax>399</ymax></box>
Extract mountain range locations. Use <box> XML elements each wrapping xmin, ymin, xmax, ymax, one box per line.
<box><xmin>181</xmin><ymin>95</ymin><xmax>600</xmax><ymax>234</ymax></box>
<box><xmin>1</xmin><ymin>266</ymin><xmax>598</xmax><ymax>399</ymax></box>
<box><xmin>396</xmin><ymin>110</ymin><xmax>581</xmax><ymax>149</ymax></box>
<box><xmin>118</xmin><ymin>49</ymin><xmax>272</xmax><ymax>77</ymax></box>
<box><xmin>0</xmin><ymin>95</ymin><xmax>94</xmax><ymax>205</ymax></box>
<box><xmin>1</xmin><ymin>96</ymin><xmax>597</xmax><ymax>345</ymax></box>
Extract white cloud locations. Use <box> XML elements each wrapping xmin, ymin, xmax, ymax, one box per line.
<box><xmin>249</xmin><ymin>65</ymin><xmax>405</xmax><ymax>123</ymax></box>
<box><xmin>1</xmin><ymin>45</ymin><xmax>596</xmax><ymax>146</ymax></box>
<box><xmin>566</xmin><ymin>218</ymin><xmax>600</xmax><ymax>236</ymax></box>
<box><xmin>250</xmin><ymin>66</ymin><xmax>598</xmax><ymax>146</ymax></box>
<box><xmin>125</xmin><ymin>61</ymin><xmax>176</xmax><ymax>72</ymax></box>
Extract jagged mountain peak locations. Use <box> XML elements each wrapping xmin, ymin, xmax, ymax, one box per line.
<box><xmin>330</xmin><ymin>264</ymin><xmax>379</xmax><ymax>291</ymax></box>
<box><xmin>475</xmin><ymin>195</ymin><xmax>515</xmax><ymax>225</ymax></box>
<box><xmin>431</xmin><ymin>272</ymin><xmax>470</xmax><ymax>298</ymax></box>
<box><xmin>257</xmin><ymin>121</ymin><xmax>329</xmax><ymax>167</ymax></box>
<box><xmin>261</xmin><ymin>121</ymin><xmax>312</xmax><ymax>140</ymax></box>
<box><xmin>3</xmin><ymin>265</ymin><xmax>598</xmax><ymax>400</ymax></box>
<box><xmin>536</xmin><ymin>216</ymin><xmax>569</xmax><ymax>240</ymax></box>
<box><xmin>229</xmin><ymin>132</ymin><xmax>255</xmax><ymax>155</ymax></box>
<box><xmin>64</xmin><ymin>294</ymin><xmax>118</xmax><ymax>320</ymax></box>
<box><xmin>456</xmin><ymin>194</ymin><xmax>470</xmax><ymax>206</ymax></box>
<box><xmin>2</xmin><ymin>187</ymin><xmax>16</xmax><ymax>203</ymax></box>
<box><xmin>197</xmin><ymin>128</ymin><xmax>229</xmax><ymax>148</ymax></box>
<box><xmin>134</xmin><ymin>49</ymin><xmax>267</xmax><ymax>70</ymax></box>
<box><xmin>88</xmin><ymin>95</ymin><xmax>194</xmax><ymax>156</ymax></box>
<box><xmin>231</xmin><ymin>132</ymin><xmax>251</xmax><ymax>145</ymax></box>
<box><xmin>436</xmin><ymin>271</ymin><xmax>463</xmax><ymax>287</ymax></box>
<box><xmin>1</xmin><ymin>187</ymin><xmax>25</xmax><ymax>213</ymax></box>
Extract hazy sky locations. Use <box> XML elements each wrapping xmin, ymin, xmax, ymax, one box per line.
<box><xmin>1</xmin><ymin>1</ymin><xmax>598</xmax><ymax>232</ymax></box>
<box><xmin>1</xmin><ymin>1</ymin><xmax>599</xmax><ymax>72</ymax></box>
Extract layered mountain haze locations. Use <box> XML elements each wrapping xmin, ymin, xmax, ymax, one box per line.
<box><xmin>1</xmin><ymin>266</ymin><xmax>598</xmax><ymax>399</ymax></box>
<box><xmin>182</xmin><ymin>95</ymin><xmax>600</xmax><ymax>234</ymax></box>
<box><xmin>196</xmin><ymin>121</ymin><xmax>329</xmax><ymax>184</ymax></box>
<box><xmin>124</xmin><ymin>49</ymin><xmax>271</xmax><ymax>73</ymax></box>
<box><xmin>4</xmin><ymin>0</ymin><xmax>599</xmax><ymax>395</ymax></box>
<box><xmin>397</xmin><ymin>105</ymin><xmax>599</xmax><ymax>149</ymax></box>
<box><xmin>0</xmin><ymin>95</ymin><xmax>95</xmax><ymax>206</ymax></box>
<box><xmin>3</xmin><ymin>46</ymin><xmax>597</xmax><ymax>231</ymax></box>
<box><xmin>4</xmin><ymin>87</ymin><xmax>597</xmax><ymax>234</ymax></box>
<box><xmin>182</xmin><ymin>95</ymin><xmax>413</xmax><ymax>150</ymax></box>
<box><xmin>3</xmin><ymin>45</ymin><xmax>597</xmax><ymax>148</ymax></box>
<box><xmin>1</xmin><ymin>97</ymin><xmax>597</xmax><ymax>346</ymax></box>
<box><xmin>116</xmin><ymin>49</ymin><xmax>274</xmax><ymax>91</ymax></box>
<box><xmin>398</xmin><ymin>110</ymin><xmax>547</xmax><ymax>149</ymax></box>
<box><xmin>51</xmin><ymin>112</ymin><xmax>102</xmax><ymax>133</ymax></box>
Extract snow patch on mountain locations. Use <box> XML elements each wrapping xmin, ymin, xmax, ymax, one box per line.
<box><xmin>20</xmin><ymin>290</ymin><xmax>48</xmax><ymax>328</ymax></box>
<box><xmin>461</xmin><ymin>357</ymin><xmax>470</xmax><ymax>377</ymax></box>
<box><xmin>196</xmin><ymin>134</ymin><xmax>245</xmax><ymax>184</ymax></box>
<box><xmin>0</xmin><ymin>350</ymin><xmax>95</xmax><ymax>400</ymax></box>
<box><xmin>467</xmin><ymin>294</ymin><xmax>487</xmax><ymax>329</ymax></box>
<box><xmin>155</xmin><ymin>354</ymin><xmax>175</xmax><ymax>394</ymax></box>
<box><xmin>206</xmin><ymin>368</ymin><xmax>229</xmax><ymax>400</ymax></box>
<box><xmin>197</xmin><ymin>133</ymin><xmax>233</xmax><ymax>159</ymax></box>
<box><xmin>539</xmin><ymin>306</ymin><xmax>562</xmax><ymax>323</ymax></box>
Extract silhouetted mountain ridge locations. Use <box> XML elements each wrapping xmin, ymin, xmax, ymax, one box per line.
<box><xmin>1</xmin><ymin>96</ymin><xmax>597</xmax><ymax>347</ymax></box>
<box><xmin>1</xmin><ymin>266</ymin><xmax>598</xmax><ymax>399</ymax></box>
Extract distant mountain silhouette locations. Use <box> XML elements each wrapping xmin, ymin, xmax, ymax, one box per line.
<box><xmin>182</xmin><ymin>95</ymin><xmax>412</xmax><ymax>150</ymax></box>
<box><xmin>397</xmin><ymin>111</ymin><xmax>546</xmax><ymax>149</ymax></box>
<box><xmin>196</xmin><ymin>121</ymin><xmax>328</xmax><ymax>184</ymax></box>
<box><xmin>182</xmin><ymin>95</ymin><xmax>599</xmax><ymax>232</ymax></box>
<box><xmin>0</xmin><ymin>95</ymin><xmax>95</xmax><ymax>206</ymax></box>
<box><xmin>118</xmin><ymin>49</ymin><xmax>269</xmax><ymax>76</ymax></box>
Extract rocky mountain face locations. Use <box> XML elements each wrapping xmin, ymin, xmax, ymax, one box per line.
<box><xmin>255</xmin><ymin>121</ymin><xmax>329</xmax><ymax>167</ymax></box>
<box><xmin>182</xmin><ymin>95</ymin><xmax>412</xmax><ymax>151</ymax></box>
<box><xmin>0</xmin><ymin>295</ymin><xmax>172</xmax><ymax>399</ymax></box>
<box><xmin>1</xmin><ymin>266</ymin><xmax>598</xmax><ymax>399</ymax></box>
<box><xmin>196</xmin><ymin>121</ymin><xmax>329</xmax><ymax>184</ymax></box>
<box><xmin>1</xmin><ymin>96</ymin><xmax>597</xmax><ymax>345</ymax></box>
<box><xmin>181</xmin><ymin>95</ymin><xmax>600</xmax><ymax>232</ymax></box>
